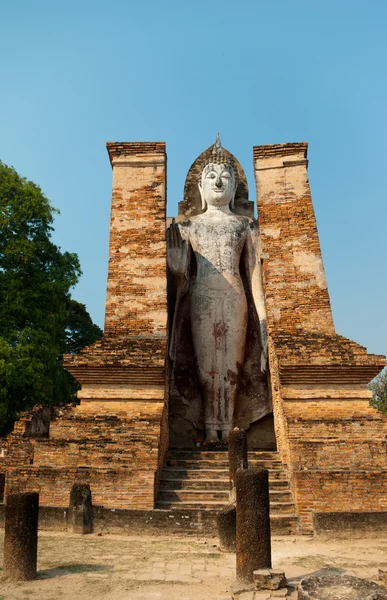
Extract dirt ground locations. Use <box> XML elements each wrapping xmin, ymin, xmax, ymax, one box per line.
<box><xmin>1</xmin><ymin>531</ymin><xmax>387</xmax><ymax>600</ymax></box>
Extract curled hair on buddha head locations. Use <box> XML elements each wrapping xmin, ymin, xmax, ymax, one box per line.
<box><xmin>200</xmin><ymin>134</ymin><xmax>238</xmax><ymax>210</ymax></box>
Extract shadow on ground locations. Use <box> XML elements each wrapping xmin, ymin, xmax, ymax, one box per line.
<box><xmin>38</xmin><ymin>563</ymin><xmax>113</xmax><ymax>579</ymax></box>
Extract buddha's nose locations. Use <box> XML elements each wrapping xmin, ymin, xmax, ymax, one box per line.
<box><xmin>215</xmin><ymin>177</ymin><xmax>222</xmax><ymax>188</ymax></box>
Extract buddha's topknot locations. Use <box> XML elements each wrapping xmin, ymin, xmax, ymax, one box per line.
<box><xmin>200</xmin><ymin>134</ymin><xmax>236</xmax><ymax>180</ymax></box>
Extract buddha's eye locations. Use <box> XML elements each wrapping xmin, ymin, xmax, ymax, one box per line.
<box><xmin>221</xmin><ymin>172</ymin><xmax>231</xmax><ymax>179</ymax></box>
<box><xmin>206</xmin><ymin>172</ymin><xmax>216</xmax><ymax>179</ymax></box>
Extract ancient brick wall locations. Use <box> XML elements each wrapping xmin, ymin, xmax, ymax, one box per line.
<box><xmin>254</xmin><ymin>143</ymin><xmax>334</xmax><ymax>336</ymax></box>
<box><xmin>254</xmin><ymin>142</ymin><xmax>387</xmax><ymax>533</ymax></box>
<box><xmin>1</xmin><ymin>142</ymin><xmax>170</xmax><ymax>512</ymax></box>
<box><xmin>2</xmin><ymin>399</ymin><xmax>165</xmax><ymax>509</ymax></box>
<box><xmin>5</xmin><ymin>467</ymin><xmax>156</xmax><ymax>510</ymax></box>
<box><xmin>104</xmin><ymin>142</ymin><xmax>167</xmax><ymax>338</ymax></box>
<box><xmin>285</xmin><ymin>394</ymin><xmax>387</xmax><ymax>531</ymax></box>
<box><xmin>267</xmin><ymin>337</ymin><xmax>292</xmax><ymax>467</ymax></box>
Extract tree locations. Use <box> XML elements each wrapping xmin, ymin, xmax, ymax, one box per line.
<box><xmin>65</xmin><ymin>299</ymin><xmax>102</xmax><ymax>354</ymax></box>
<box><xmin>369</xmin><ymin>369</ymin><xmax>387</xmax><ymax>414</ymax></box>
<box><xmin>63</xmin><ymin>299</ymin><xmax>103</xmax><ymax>398</ymax></box>
<box><xmin>0</xmin><ymin>161</ymin><xmax>102</xmax><ymax>435</ymax></box>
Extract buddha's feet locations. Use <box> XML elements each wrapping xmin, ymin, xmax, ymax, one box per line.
<box><xmin>221</xmin><ymin>424</ymin><xmax>233</xmax><ymax>442</ymax></box>
<box><xmin>204</xmin><ymin>429</ymin><xmax>219</xmax><ymax>444</ymax></box>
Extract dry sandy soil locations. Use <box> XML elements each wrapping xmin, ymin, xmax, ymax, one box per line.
<box><xmin>1</xmin><ymin>531</ymin><xmax>387</xmax><ymax>600</ymax></box>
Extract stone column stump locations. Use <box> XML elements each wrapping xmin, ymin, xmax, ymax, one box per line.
<box><xmin>228</xmin><ymin>427</ymin><xmax>248</xmax><ymax>503</ymax></box>
<box><xmin>68</xmin><ymin>483</ymin><xmax>93</xmax><ymax>534</ymax></box>
<box><xmin>236</xmin><ymin>468</ymin><xmax>271</xmax><ymax>582</ymax></box>
<box><xmin>3</xmin><ymin>492</ymin><xmax>39</xmax><ymax>580</ymax></box>
<box><xmin>217</xmin><ymin>505</ymin><xmax>236</xmax><ymax>552</ymax></box>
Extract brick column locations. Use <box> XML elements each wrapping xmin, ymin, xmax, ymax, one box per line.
<box><xmin>253</xmin><ymin>142</ymin><xmax>387</xmax><ymax>534</ymax></box>
<box><xmin>62</xmin><ymin>142</ymin><xmax>169</xmax><ymax>511</ymax></box>
<box><xmin>105</xmin><ymin>142</ymin><xmax>167</xmax><ymax>338</ymax></box>
<box><xmin>253</xmin><ymin>143</ymin><xmax>334</xmax><ymax>336</ymax></box>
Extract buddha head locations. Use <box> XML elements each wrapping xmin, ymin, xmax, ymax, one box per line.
<box><xmin>198</xmin><ymin>135</ymin><xmax>237</xmax><ymax>211</ymax></box>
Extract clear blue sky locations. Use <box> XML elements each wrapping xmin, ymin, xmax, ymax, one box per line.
<box><xmin>1</xmin><ymin>0</ymin><xmax>386</xmax><ymax>357</ymax></box>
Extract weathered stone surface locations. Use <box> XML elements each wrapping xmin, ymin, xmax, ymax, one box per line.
<box><xmin>379</xmin><ymin>568</ymin><xmax>387</xmax><ymax>584</ymax></box>
<box><xmin>253</xmin><ymin>569</ymin><xmax>271</xmax><ymax>589</ymax></box>
<box><xmin>268</xmin><ymin>570</ymin><xmax>287</xmax><ymax>590</ymax></box>
<box><xmin>270</xmin><ymin>589</ymin><xmax>288</xmax><ymax>597</ymax></box>
<box><xmin>314</xmin><ymin>512</ymin><xmax>387</xmax><ymax>539</ymax></box>
<box><xmin>229</xmin><ymin>428</ymin><xmax>248</xmax><ymax>502</ymax></box>
<box><xmin>231</xmin><ymin>581</ymin><xmax>256</xmax><ymax>596</ymax></box>
<box><xmin>217</xmin><ymin>505</ymin><xmax>236</xmax><ymax>552</ymax></box>
<box><xmin>236</xmin><ymin>469</ymin><xmax>271</xmax><ymax>582</ymax></box>
<box><xmin>298</xmin><ymin>574</ymin><xmax>387</xmax><ymax>599</ymax></box>
<box><xmin>68</xmin><ymin>483</ymin><xmax>93</xmax><ymax>534</ymax></box>
<box><xmin>3</xmin><ymin>492</ymin><xmax>39</xmax><ymax>580</ymax></box>
<box><xmin>253</xmin><ymin>569</ymin><xmax>286</xmax><ymax>590</ymax></box>
<box><xmin>237</xmin><ymin>592</ymin><xmax>255</xmax><ymax>600</ymax></box>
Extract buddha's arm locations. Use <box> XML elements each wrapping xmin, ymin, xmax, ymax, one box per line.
<box><xmin>167</xmin><ymin>219</ymin><xmax>190</xmax><ymax>291</ymax></box>
<box><xmin>244</xmin><ymin>223</ymin><xmax>268</xmax><ymax>372</ymax></box>
<box><xmin>167</xmin><ymin>220</ymin><xmax>191</xmax><ymax>359</ymax></box>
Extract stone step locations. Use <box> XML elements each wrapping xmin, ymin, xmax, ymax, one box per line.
<box><xmin>157</xmin><ymin>489</ymin><xmax>294</xmax><ymax>504</ymax></box>
<box><xmin>159</xmin><ymin>478</ymin><xmax>229</xmax><ymax>490</ymax></box>
<box><xmin>167</xmin><ymin>450</ymin><xmax>279</xmax><ymax>460</ymax></box>
<box><xmin>158</xmin><ymin>449</ymin><xmax>296</xmax><ymax>520</ymax></box>
<box><xmin>158</xmin><ymin>488</ymin><xmax>292</xmax><ymax>505</ymax></box>
<box><xmin>158</xmin><ymin>490</ymin><xmax>228</xmax><ymax>502</ymax></box>
<box><xmin>165</xmin><ymin>458</ymin><xmax>283</xmax><ymax>469</ymax></box>
<box><xmin>156</xmin><ymin>500</ymin><xmax>296</xmax><ymax>514</ymax></box>
<box><xmin>160</xmin><ymin>468</ymin><xmax>288</xmax><ymax>481</ymax></box>
<box><xmin>159</xmin><ymin>478</ymin><xmax>291</xmax><ymax>494</ymax></box>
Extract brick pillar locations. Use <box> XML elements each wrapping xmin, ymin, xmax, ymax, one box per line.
<box><xmin>228</xmin><ymin>428</ymin><xmax>248</xmax><ymax>503</ymax></box>
<box><xmin>63</xmin><ymin>142</ymin><xmax>169</xmax><ymax>511</ymax></box>
<box><xmin>68</xmin><ymin>483</ymin><xmax>93</xmax><ymax>534</ymax></box>
<box><xmin>4</xmin><ymin>492</ymin><xmax>39</xmax><ymax>580</ymax></box>
<box><xmin>236</xmin><ymin>469</ymin><xmax>271</xmax><ymax>582</ymax></box>
<box><xmin>253</xmin><ymin>143</ymin><xmax>334</xmax><ymax>336</ymax></box>
<box><xmin>105</xmin><ymin>142</ymin><xmax>167</xmax><ymax>338</ymax></box>
<box><xmin>253</xmin><ymin>142</ymin><xmax>387</xmax><ymax>535</ymax></box>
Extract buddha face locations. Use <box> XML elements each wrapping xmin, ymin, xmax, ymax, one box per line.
<box><xmin>199</xmin><ymin>163</ymin><xmax>237</xmax><ymax>209</ymax></box>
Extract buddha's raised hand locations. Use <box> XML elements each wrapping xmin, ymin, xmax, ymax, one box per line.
<box><xmin>167</xmin><ymin>219</ymin><xmax>189</xmax><ymax>281</ymax></box>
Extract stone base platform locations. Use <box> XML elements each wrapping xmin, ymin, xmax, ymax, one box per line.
<box><xmin>0</xmin><ymin>505</ymin><xmax>299</xmax><ymax>536</ymax></box>
<box><xmin>0</xmin><ymin>393</ymin><xmax>168</xmax><ymax>512</ymax></box>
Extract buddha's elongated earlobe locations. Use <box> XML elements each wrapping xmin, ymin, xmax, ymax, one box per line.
<box><xmin>230</xmin><ymin>179</ymin><xmax>237</xmax><ymax>210</ymax></box>
<box><xmin>198</xmin><ymin>181</ymin><xmax>207</xmax><ymax>211</ymax></box>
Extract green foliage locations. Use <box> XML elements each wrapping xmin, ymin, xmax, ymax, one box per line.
<box><xmin>65</xmin><ymin>299</ymin><xmax>103</xmax><ymax>354</ymax></box>
<box><xmin>63</xmin><ymin>299</ymin><xmax>103</xmax><ymax>399</ymax></box>
<box><xmin>369</xmin><ymin>369</ymin><xmax>387</xmax><ymax>413</ymax></box>
<box><xmin>0</xmin><ymin>161</ymin><xmax>102</xmax><ymax>435</ymax></box>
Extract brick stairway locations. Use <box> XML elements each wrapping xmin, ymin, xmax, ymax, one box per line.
<box><xmin>156</xmin><ymin>449</ymin><xmax>299</xmax><ymax>534</ymax></box>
